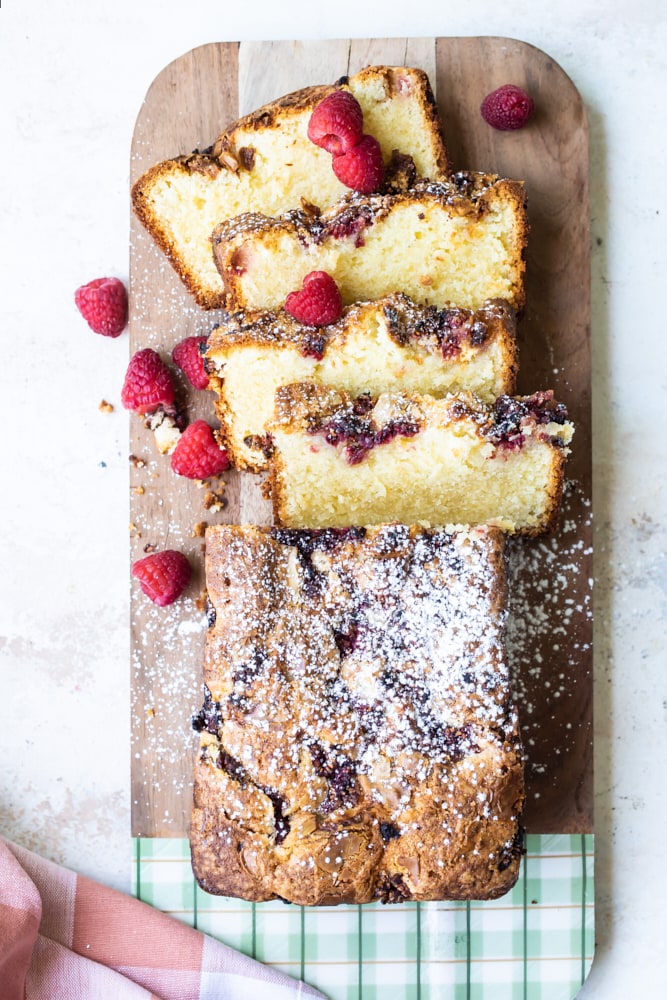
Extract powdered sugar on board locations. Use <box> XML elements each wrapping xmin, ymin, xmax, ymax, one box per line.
<box><xmin>507</xmin><ymin>481</ymin><xmax>593</xmax><ymax>829</ymax></box>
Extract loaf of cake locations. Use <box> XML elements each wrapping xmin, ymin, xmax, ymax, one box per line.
<box><xmin>190</xmin><ymin>523</ymin><xmax>525</xmax><ymax>905</ymax></box>
<box><xmin>267</xmin><ymin>384</ymin><xmax>573</xmax><ymax>533</ymax></box>
<box><xmin>206</xmin><ymin>295</ymin><xmax>518</xmax><ymax>472</ymax></box>
<box><xmin>212</xmin><ymin>172</ymin><xmax>528</xmax><ymax>314</ymax></box>
<box><xmin>132</xmin><ymin>66</ymin><xmax>448</xmax><ymax>309</ymax></box>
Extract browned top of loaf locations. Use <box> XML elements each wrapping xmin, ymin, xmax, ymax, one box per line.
<box><xmin>190</xmin><ymin>523</ymin><xmax>525</xmax><ymax>905</ymax></box>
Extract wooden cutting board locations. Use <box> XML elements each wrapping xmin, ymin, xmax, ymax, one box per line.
<box><xmin>129</xmin><ymin>38</ymin><xmax>592</xmax><ymax>838</ymax></box>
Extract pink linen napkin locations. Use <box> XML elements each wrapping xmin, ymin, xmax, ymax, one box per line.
<box><xmin>0</xmin><ymin>837</ymin><xmax>325</xmax><ymax>1000</ymax></box>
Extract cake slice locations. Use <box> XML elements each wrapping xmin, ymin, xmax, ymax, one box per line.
<box><xmin>267</xmin><ymin>385</ymin><xmax>573</xmax><ymax>533</ymax></box>
<box><xmin>212</xmin><ymin>172</ymin><xmax>528</xmax><ymax>314</ymax></box>
<box><xmin>132</xmin><ymin>66</ymin><xmax>448</xmax><ymax>309</ymax></box>
<box><xmin>191</xmin><ymin>523</ymin><xmax>525</xmax><ymax>905</ymax></box>
<box><xmin>205</xmin><ymin>295</ymin><xmax>518</xmax><ymax>472</ymax></box>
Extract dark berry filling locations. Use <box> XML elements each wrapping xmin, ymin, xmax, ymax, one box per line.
<box><xmin>451</xmin><ymin>170</ymin><xmax>476</xmax><ymax>197</ymax></box>
<box><xmin>325</xmin><ymin>203</ymin><xmax>374</xmax><ymax>245</ymax></box>
<box><xmin>205</xmin><ymin>596</ymin><xmax>217</xmax><ymax>627</ymax></box>
<box><xmin>232</xmin><ymin>649</ymin><xmax>269</xmax><ymax>687</ymax></box>
<box><xmin>300</xmin><ymin>330</ymin><xmax>327</xmax><ymax>359</ymax></box>
<box><xmin>409</xmin><ymin>306</ymin><xmax>490</xmax><ymax>359</ymax></box>
<box><xmin>192</xmin><ymin>687</ymin><xmax>223</xmax><ymax>734</ymax></box>
<box><xmin>375</xmin><ymin>872</ymin><xmax>411</xmax><ymax>904</ymax></box>
<box><xmin>308</xmin><ymin>395</ymin><xmax>419</xmax><ymax>465</ymax></box>
<box><xmin>267</xmin><ymin>790</ymin><xmax>290</xmax><ymax>845</ymax></box>
<box><xmin>333</xmin><ymin>622</ymin><xmax>360</xmax><ymax>657</ymax></box>
<box><xmin>214</xmin><ymin>749</ymin><xmax>291</xmax><ymax>844</ymax></box>
<box><xmin>215</xmin><ymin>748</ymin><xmax>246</xmax><ymax>784</ymax></box>
<box><xmin>309</xmin><ymin>743</ymin><xmax>359</xmax><ymax>814</ymax></box>
<box><xmin>379</xmin><ymin>822</ymin><xmax>400</xmax><ymax>843</ymax></box>
<box><xmin>491</xmin><ymin>391</ymin><xmax>569</xmax><ymax>449</ymax></box>
<box><xmin>270</xmin><ymin>527</ymin><xmax>366</xmax><ymax>597</ymax></box>
<box><xmin>498</xmin><ymin>825</ymin><xmax>525</xmax><ymax>871</ymax></box>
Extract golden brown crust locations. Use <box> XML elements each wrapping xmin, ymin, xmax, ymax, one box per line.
<box><xmin>190</xmin><ymin>524</ymin><xmax>525</xmax><ymax>904</ymax></box>
<box><xmin>131</xmin><ymin>171</ymin><xmax>223</xmax><ymax>310</ymax></box>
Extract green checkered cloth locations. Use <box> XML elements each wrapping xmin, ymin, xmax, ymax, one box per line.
<box><xmin>132</xmin><ymin>834</ymin><xmax>593</xmax><ymax>999</ymax></box>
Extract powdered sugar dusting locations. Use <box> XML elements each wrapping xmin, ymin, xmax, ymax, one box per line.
<box><xmin>506</xmin><ymin>480</ymin><xmax>593</xmax><ymax>823</ymax></box>
<box><xmin>203</xmin><ymin>524</ymin><xmax>520</xmax><ymax>817</ymax></box>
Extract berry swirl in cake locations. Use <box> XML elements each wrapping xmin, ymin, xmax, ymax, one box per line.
<box><xmin>205</xmin><ymin>294</ymin><xmax>518</xmax><ymax>471</ymax></box>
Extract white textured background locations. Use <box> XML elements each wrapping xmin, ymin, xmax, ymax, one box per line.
<box><xmin>1</xmin><ymin>0</ymin><xmax>666</xmax><ymax>996</ymax></box>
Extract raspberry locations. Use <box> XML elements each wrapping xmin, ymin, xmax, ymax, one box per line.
<box><xmin>332</xmin><ymin>134</ymin><xmax>385</xmax><ymax>193</ymax></box>
<box><xmin>74</xmin><ymin>277</ymin><xmax>127</xmax><ymax>337</ymax></box>
<box><xmin>132</xmin><ymin>549</ymin><xmax>191</xmax><ymax>607</ymax></box>
<box><xmin>170</xmin><ymin>419</ymin><xmax>230</xmax><ymax>479</ymax></box>
<box><xmin>172</xmin><ymin>336</ymin><xmax>209</xmax><ymax>390</ymax></box>
<box><xmin>121</xmin><ymin>348</ymin><xmax>175</xmax><ymax>414</ymax></box>
<box><xmin>480</xmin><ymin>85</ymin><xmax>535</xmax><ymax>131</ymax></box>
<box><xmin>285</xmin><ymin>271</ymin><xmax>342</xmax><ymax>326</ymax></box>
<box><xmin>307</xmin><ymin>90</ymin><xmax>364</xmax><ymax>156</ymax></box>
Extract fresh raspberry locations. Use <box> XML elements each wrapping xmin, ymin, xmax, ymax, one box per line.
<box><xmin>74</xmin><ymin>277</ymin><xmax>128</xmax><ymax>337</ymax></box>
<box><xmin>170</xmin><ymin>419</ymin><xmax>230</xmax><ymax>479</ymax></box>
<box><xmin>285</xmin><ymin>271</ymin><xmax>342</xmax><ymax>326</ymax></box>
<box><xmin>121</xmin><ymin>348</ymin><xmax>175</xmax><ymax>414</ymax></box>
<box><xmin>332</xmin><ymin>134</ymin><xmax>385</xmax><ymax>193</ymax></box>
<box><xmin>132</xmin><ymin>549</ymin><xmax>191</xmax><ymax>607</ymax></box>
<box><xmin>172</xmin><ymin>336</ymin><xmax>209</xmax><ymax>390</ymax></box>
<box><xmin>481</xmin><ymin>85</ymin><xmax>535</xmax><ymax>131</ymax></box>
<box><xmin>307</xmin><ymin>90</ymin><xmax>364</xmax><ymax>156</ymax></box>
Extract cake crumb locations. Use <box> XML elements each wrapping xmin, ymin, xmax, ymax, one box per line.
<box><xmin>99</xmin><ymin>399</ymin><xmax>114</xmax><ymax>413</ymax></box>
<box><xmin>204</xmin><ymin>489</ymin><xmax>227</xmax><ymax>512</ymax></box>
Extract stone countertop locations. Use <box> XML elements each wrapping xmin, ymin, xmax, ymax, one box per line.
<box><xmin>1</xmin><ymin>2</ymin><xmax>666</xmax><ymax>997</ymax></box>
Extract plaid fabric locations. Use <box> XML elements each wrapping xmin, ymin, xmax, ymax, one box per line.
<box><xmin>133</xmin><ymin>834</ymin><xmax>594</xmax><ymax>1000</ymax></box>
<box><xmin>0</xmin><ymin>837</ymin><xmax>323</xmax><ymax>1000</ymax></box>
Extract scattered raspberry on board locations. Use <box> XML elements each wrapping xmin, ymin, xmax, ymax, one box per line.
<box><xmin>131</xmin><ymin>549</ymin><xmax>191</xmax><ymax>606</ymax></box>
<box><xmin>481</xmin><ymin>85</ymin><xmax>535</xmax><ymax>131</ymax></box>
<box><xmin>121</xmin><ymin>348</ymin><xmax>175</xmax><ymax>414</ymax></box>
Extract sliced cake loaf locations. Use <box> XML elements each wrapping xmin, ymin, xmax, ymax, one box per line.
<box><xmin>267</xmin><ymin>384</ymin><xmax>573</xmax><ymax>533</ymax></box>
<box><xmin>212</xmin><ymin>172</ymin><xmax>528</xmax><ymax>314</ymax></box>
<box><xmin>132</xmin><ymin>66</ymin><xmax>448</xmax><ymax>309</ymax></box>
<box><xmin>191</xmin><ymin>523</ymin><xmax>524</xmax><ymax>905</ymax></box>
<box><xmin>205</xmin><ymin>295</ymin><xmax>518</xmax><ymax>471</ymax></box>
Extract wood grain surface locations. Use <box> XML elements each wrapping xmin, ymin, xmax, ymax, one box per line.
<box><xmin>129</xmin><ymin>38</ymin><xmax>592</xmax><ymax>838</ymax></box>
